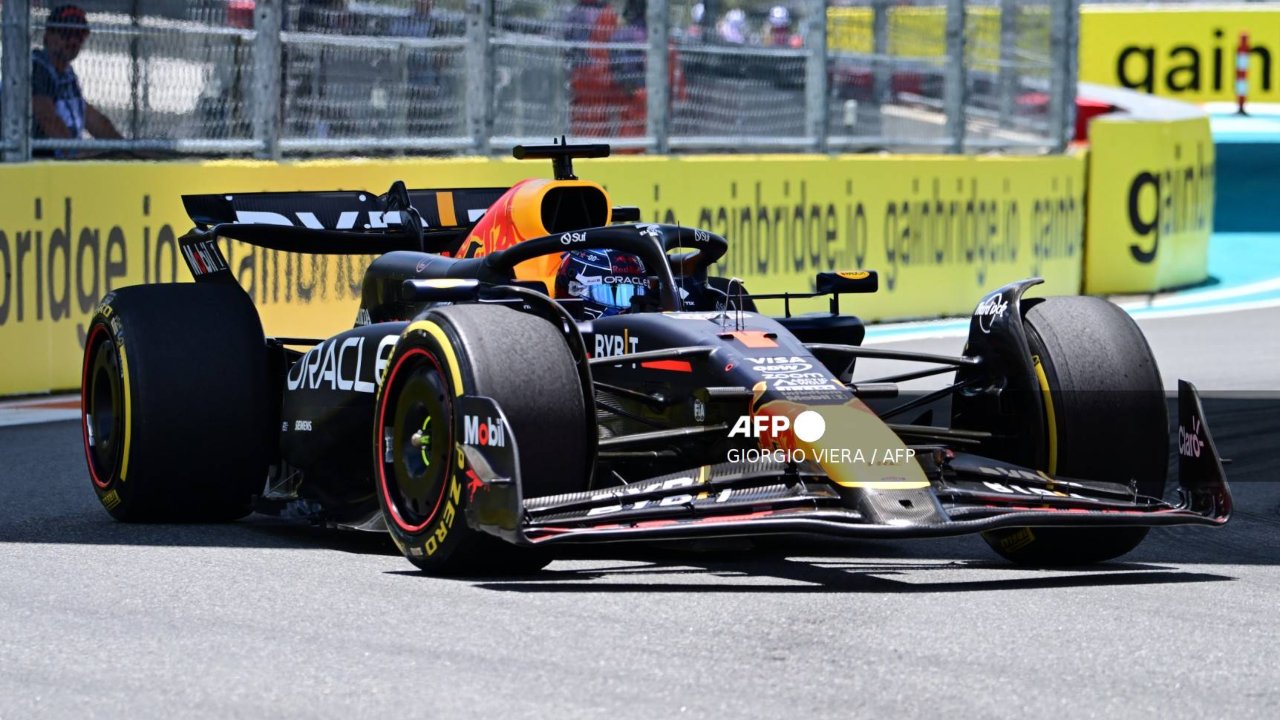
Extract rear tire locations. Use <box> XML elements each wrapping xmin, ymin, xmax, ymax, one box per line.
<box><xmin>374</xmin><ymin>304</ymin><xmax>589</xmax><ymax>575</ymax></box>
<box><xmin>81</xmin><ymin>284</ymin><xmax>272</xmax><ymax>522</ymax></box>
<box><xmin>982</xmin><ymin>296</ymin><xmax>1168</xmax><ymax>565</ymax></box>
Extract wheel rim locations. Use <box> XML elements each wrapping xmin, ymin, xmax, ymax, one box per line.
<box><xmin>82</xmin><ymin>324</ymin><xmax>124</xmax><ymax>490</ymax></box>
<box><xmin>378</xmin><ymin>348</ymin><xmax>453</xmax><ymax>534</ymax></box>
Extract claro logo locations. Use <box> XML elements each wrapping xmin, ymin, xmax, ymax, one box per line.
<box><xmin>1179</xmin><ymin>416</ymin><xmax>1205</xmax><ymax>458</ymax></box>
<box><xmin>1126</xmin><ymin>141</ymin><xmax>1215</xmax><ymax>264</ymax></box>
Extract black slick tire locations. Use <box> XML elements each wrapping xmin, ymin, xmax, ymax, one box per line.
<box><xmin>374</xmin><ymin>304</ymin><xmax>589</xmax><ymax>575</ymax></box>
<box><xmin>81</xmin><ymin>283</ymin><xmax>272</xmax><ymax>522</ymax></box>
<box><xmin>982</xmin><ymin>296</ymin><xmax>1168</xmax><ymax>565</ymax></box>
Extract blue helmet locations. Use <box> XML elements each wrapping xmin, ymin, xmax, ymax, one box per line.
<box><xmin>554</xmin><ymin>249</ymin><xmax>651</xmax><ymax>318</ymax></box>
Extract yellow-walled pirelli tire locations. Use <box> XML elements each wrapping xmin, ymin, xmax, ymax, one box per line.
<box><xmin>80</xmin><ymin>283</ymin><xmax>272</xmax><ymax>522</ymax></box>
<box><xmin>373</xmin><ymin>304</ymin><xmax>589</xmax><ymax>575</ymax></box>
<box><xmin>983</xmin><ymin>296</ymin><xmax>1169</xmax><ymax>565</ymax></box>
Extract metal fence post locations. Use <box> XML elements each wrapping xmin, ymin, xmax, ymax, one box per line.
<box><xmin>1048</xmin><ymin>0</ymin><xmax>1079</xmax><ymax>151</ymax></box>
<box><xmin>2</xmin><ymin>0</ymin><xmax>32</xmax><ymax>162</ymax></box>
<box><xmin>251</xmin><ymin>0</ymin><xmax>282</xmax><ymax>160</ymax></box>
<box><xmin>1067</xmin><ymin>0</ymin><xmax>1080</xmax><ymax>145</ymax></box>
<box><xmin>646</xmin><ymin>0</ymin><xmax>670</xmax><ymax>154</ymax></box>
<box><xmin>129</xmin><ymin>0</ymin><xmax>142</xmax><ymax>140</ymax></box>
<box><xmin>804</xmin><ymin>0</ymin><xmax>829</xmax><ymax>152</ymax></box>
<box><xmin>869</xmin><ymin>0</ymin><xmax>890</xmax><ymax>137</ymax></box>
<box><xmin>466</xmin><ymin>0</ymin><xmax>493</xmax><ymax>155</ymax></box>
<box><xmin>997</xmin><ymin>0</ymin><xmax>1017</xmax><ymax>129</ymax></box>
<box><xmin>943</xmin><ymin>0</ymin><xmax>967</xmax><ymax>154</ymax></box>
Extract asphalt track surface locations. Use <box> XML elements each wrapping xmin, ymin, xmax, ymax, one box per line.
<box><xmin>2</xmin><ymin>306</ymin><xmax>1279</xmax><ymax>719</ymax></box>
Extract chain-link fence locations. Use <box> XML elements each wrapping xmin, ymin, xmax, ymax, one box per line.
<box><xmin>1</xmin><ymin>0</ymin><xmax>1079</xmax><ymax>161</ymax></box>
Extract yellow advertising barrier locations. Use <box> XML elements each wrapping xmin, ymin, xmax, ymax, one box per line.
<box><xmin>1084</xmin><ymin>115</ymin><xmax>1215</xmax><ymax>294</ymax></box>
<box><xmin>827</xmin><ymin>5</ymin><xmax>1057</xmax><ymax>62</ymax></box>
<box><xmin>1080</xmin><ymin>7</ymin><xmax>1280</xmax><ymax>104</ymax></box>
<box><xmin>0</xmin><ymin>154</ymin><xmax>1084</xmax><ymax>396</ymax></box>
<box><xmin>832</xmin><ymin>5</ymin><xmax>1280</xmax><ymax>105</ymax></box>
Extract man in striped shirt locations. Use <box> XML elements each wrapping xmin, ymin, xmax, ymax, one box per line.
<box><xmin>31</xmin><ymin>4</ymin><xmax>121</xmax><ymax>157</ymax></box>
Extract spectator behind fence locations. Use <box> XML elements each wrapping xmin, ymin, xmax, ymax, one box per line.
<box><xmin>685</xmin><ymin>3</ymin><xmax>706</xmax><ymax>42</ymax></box>
<box><xmin>32</xmin><ymin>4</ymin><xmax>122</xmax><ymax>157</ymax></box>
<box><xmin>611</xmin><ymin>1</ymin><xmax>647</xmax><ymax>99</ymax></box>
<box><xmin>297</xmin><ymin>0</ymin><xmax>354</xmax><ymax>33</ymax></box>
<box><xmin>716</xmin><ymin>8</ymin><xmax>749</xmax><ymax>45</ymax></box>
<box><xmin>611</xmin><ymin>0</ymin><xmax>687</xmax><ymax>144</ymax></box>
<box><xmin>563</xmin><ymin>0</ymin><xmax>619</xmax><ymax>137</ymax></box>
<box><xmin>290</xmin><ymin>0</ymin><xmax>355</xmax><ymax>137</ymax></box>
<box><xmin>389</xmin><ymin>0</ymin><xmax>438</xmax><ymax>50</ymax></box>
<box><xmin>764</xmin><ymin>5</ymin><xmax>803</xmax><ymax>49</ymax></box>
<box><xmin>388</xmin><ymin>0</ymin><xmax>452</xmax><ymax>137</ymax></box>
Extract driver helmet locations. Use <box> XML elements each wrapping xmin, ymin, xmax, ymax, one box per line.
<box><xmin>554</xmin><ymin>249</ymin><xmax>651</xmax><ymax>319</ymax></box>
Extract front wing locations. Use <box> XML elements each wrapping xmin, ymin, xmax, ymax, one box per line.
<box><xmin>458</xmin><ymin>381</ymin><xmax>1231</xmax><ymax>546</ymax></box>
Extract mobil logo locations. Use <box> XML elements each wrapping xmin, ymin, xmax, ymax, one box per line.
<box><xmin>463</xmin><ymin>415</ymin><xmax>506</xmax><ymax>448</ymax></box>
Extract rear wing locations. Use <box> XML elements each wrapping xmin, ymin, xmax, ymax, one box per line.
<box><xmin>179</xmin><ymin>181</ymin><xmax>638</xmax><ymax>263</ymax></box>
<box><xmin>176</xmin><ymin>160</ymin><xmax>643</xmax><ymax>284</ymax></box>
<box><xmin>182</xmin><ymin>186</ymin><xmax>507</xmax><ymax>232</ymax></box>
<box><xmin>177</xmin><ymin>183</ymin><xmax>509</xmax><ymax>282</ymax></box>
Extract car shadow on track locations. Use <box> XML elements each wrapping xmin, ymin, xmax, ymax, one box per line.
<box><xmin>381</xmin><ymin>538</ymin><xmax>1235</xmax><ymax>593</ymax></box>
<box><xmin>0</xmin><ymin>512</ymin><xmax>404</xmax><ymax>556</ymax></box>
<box><xmin>448</xmin><ymin>560</ymin><xmax>1232</xmax><ymax>594</ymax></box>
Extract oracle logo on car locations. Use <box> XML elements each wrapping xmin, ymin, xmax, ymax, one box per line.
<box><xmin>463</xmin><ymin>415</ymin><xmax>506</xmax><ymax>448</ymax></box>
<box><xmin>286</xmin><ymin>334</ymin><xmax>398</xmax><ymax>394</ymax></box>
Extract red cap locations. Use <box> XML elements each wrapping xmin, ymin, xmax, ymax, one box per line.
<box><xmin>48</xmin><ymin>5</ymin><xmax>90</xmax><ymax>36</ymax></box>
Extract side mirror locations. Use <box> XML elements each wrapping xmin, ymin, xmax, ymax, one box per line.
<box><xmin>816</xmin><ymin>271</ymin><xmax>878</xmax><ymax>294</ymax></box>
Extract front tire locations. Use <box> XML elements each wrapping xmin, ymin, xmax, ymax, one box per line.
<box><xmin>374</xmin><ymin>304</ymin><xmax>589</xmax><ymax>575</ymax></box>
<box><xmin>982</xmin><ymin>296</ymin><xmax>1168</xmax><ymax>565</ymax></box>
<box><xmin>81</xmin><ymin>284</ymin><xmax>272</xmax><ymax>522</ymax></box>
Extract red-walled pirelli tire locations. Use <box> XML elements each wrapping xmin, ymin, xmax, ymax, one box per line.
<box><xmin>80</xmin><ymin>283</ymin><xmax>272</xmax><ymax>522</ymax></box>
<box><xmin>374</xmin><ymin>304</ymin><xmax>589</xmax><ymax>576</ymax></box>
<box><xmin>982</xmin><ymin>296</ymin><xmax>1169</xmax><ymax>565</ymax></box>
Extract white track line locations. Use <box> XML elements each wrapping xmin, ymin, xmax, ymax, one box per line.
<box><xmin>866</xmin><ymin>286</ymin><xmax>1280</xmax><ymax>344</ymax></box>
<box><xmin>1129</xmin><ymin>296</ymin><xmax>1280</xmax><ymax>322</ymax></box>
<box><xmin>1127</xmin><ymin>276</ymin><xmax>1280</xmax><ymax>308</ymax></box>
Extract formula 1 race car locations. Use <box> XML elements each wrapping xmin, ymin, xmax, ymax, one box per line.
<box><xmin>80</xmin><ymin>143</ymin><xmax>1232</xmax><ymax>574</ymax></box>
